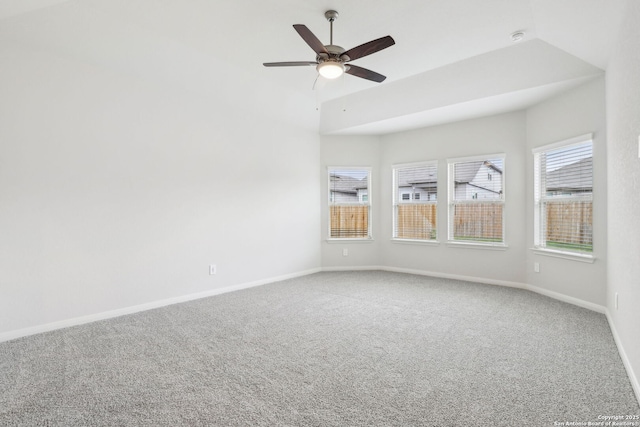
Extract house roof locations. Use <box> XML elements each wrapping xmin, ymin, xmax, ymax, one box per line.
<box><xmin>397</xmin><ymin>168</ymin><xmax>437</xmax><ymax>188</ymax></box>
<box><xmin>454</xmin><ymin>160</ymin><xmax>503</xmax><ymax>184</ymax></box>
<box><xmin>330</xmin><ymin>175</ymin><xmax>367</xmax><ymax>194</ymax></box>
<box><xmin>546</xmin><ymin>157</ymin><xmax>593</xmax><ymax>191</ymax></box>
<box><xmin>454</xmin><ymin>162</ymin><xmax>483</xmax><ymax>184</ymax></box>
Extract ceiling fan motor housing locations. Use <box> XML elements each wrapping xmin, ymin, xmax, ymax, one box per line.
<box><xmin>317</xmin><ymin>45</ymin><xmax>350</xmax><ymax>64</ymax></box>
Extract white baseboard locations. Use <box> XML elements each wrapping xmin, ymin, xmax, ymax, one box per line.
<box><xmin>0</xmin><ymin>267</ymin><xmax>322</xmax><ymax>344</ymax></box>
<box><xmin>2</xmin><ymin>265</ymin><xmax>636</xmax><ymax>406</ymax></box>
<box><xmin>379</xmin><ymin>266</ymin><xmax>528</xmax><ymax>290</ymax></box>
<box><xmin>322</xmin><ymin>265</ymin><xmax>527</xmax><ymax>290</ymax></box>
<box><xmin>606</xmin><ymin>310</ymin><xmax>640</xmax><ymax>406</ymax></box>
<box><xmin>323</xmin><ymin>265</ymin><xmax>606</xmax><ymax>313</ymax></box>
<box><xmin>524</xmin><ymin>283</ymin><xmax>606</xmax><ymax>313</ymax></box>
<box><xmin>321</xmin><ymin>265</ymin><xmax>385</xmax><ymax>272</ymax></box>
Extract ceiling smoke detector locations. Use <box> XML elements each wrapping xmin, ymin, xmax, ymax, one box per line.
<box><xmin>511</xmin><ymin>31</ymin><xmax>525</xmax><ymax>42</ymax></box>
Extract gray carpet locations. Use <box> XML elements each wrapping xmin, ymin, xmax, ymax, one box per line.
<box><xmin>0</xmin><ymin>271</ymin><xmax>638</xmax><ymax>426</ymax></box>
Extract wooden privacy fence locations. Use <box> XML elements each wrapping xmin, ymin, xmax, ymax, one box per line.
<box><xmin>453</xmin><ymin>203</ymin><xmax>503</xmax><ymax>241</ymax></box>
<box><xmin>396</xmin><ymin>204</ymin><xmax>437</xmax><ymax>239</ymax></box>
<box><xmin>330</xmin><ymin>205</ymin><xmax>369</xmax><ymax>238</ymax></box>
<box><xmin>330</xmin><ymin>201</ymin><xmax>591</xmax><ymax>245</ymax></box>
<box><xmin>545</xmin><ymin>200</ymin><xmax>593</xmax><ymax>246</ymax></box>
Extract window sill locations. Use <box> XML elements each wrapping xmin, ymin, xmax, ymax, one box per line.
<box><xmin>326</xmin><ymin>238</ymin><xmax>374</xmax><ymax>244</ymax></box>
<box><xmin>446</xmin><ymin>241</ymin><xmax>508</xmax><ymax>251</ymax></box>
<box><xmin>530</xmin><ymin>247</ymin><xmax>595</xmax><ymax>263</ymax></box>
<box><xmin>391</xmin><ymin>238</ymin><xmax>440</xmax><ymax>246</ymax></box>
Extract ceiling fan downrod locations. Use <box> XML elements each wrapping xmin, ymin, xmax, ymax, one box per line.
<box><xmin>325</xmin><ymin>10</ymin><xmax>338</xmax><ymax>45</ymax></box>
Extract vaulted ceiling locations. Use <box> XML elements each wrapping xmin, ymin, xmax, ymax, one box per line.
<box><xmin>0</xmin><ymin>0</ymin><xmax>627</xmax><ymax>134</ymax></box>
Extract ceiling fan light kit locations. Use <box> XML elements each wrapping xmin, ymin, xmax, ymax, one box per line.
<box><xmin>263</xmin><ymin>10</ymin><xmax>395</xmax><ymax>83</ymax></box>
<box><xmin>317</xmin><ymin>60</ymin><xmax>345</xmax><ymax>79</ymax></box>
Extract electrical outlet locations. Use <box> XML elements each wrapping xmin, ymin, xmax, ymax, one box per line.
<box><xmin>209</xmin><ymin>264</ymin><xmax>217</xmax><ymax>275</ymax></box>
<box><xmin>615</xmin><ymin>292</ymin><xmax>619</xmax><ymax>310</ymax></box>
<box><xmin>534</xmin><ymin>262</ymin><xmax>540</xmax><ymax>273</ymax></box>
<box><xmin>342</xmin><ymin>248</ymin><xmax>348</xmax><ymax>256</ymax></box>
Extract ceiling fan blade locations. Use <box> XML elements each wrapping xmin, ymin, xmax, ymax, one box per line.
<box><xmin>342</xmin><ymin>36</ymin><xmax>395</xmax><ymax>61</ymax></box>
<box><xmin>345</xmin><ymin>65</ymin><xmax>387</xmax><ymax>83</ymax></box>
<box><xmin>293</xmin><ymin>24</ymin><xmax>329</xmax><ymax>55</ymax></box>
<box><xmin>263</xmin><ymin>61</ymin><xmax>317</xmax><ymax>67</ymax></box>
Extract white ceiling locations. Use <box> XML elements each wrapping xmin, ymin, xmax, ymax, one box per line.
<box><xmin>0</xmin><ymin>0</ymin><xmax>628</xmax><ymax>134</ymax></box>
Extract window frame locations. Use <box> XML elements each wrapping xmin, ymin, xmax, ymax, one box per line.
<box><xmin>327</xmin><ymin>166</ymin><xmax>372</xmax><ymax>241</ymax></box>
<box><xmin>392</xmin><ymin>160</ymin><xmax>439</xmax><ymax>243</ymax></box>
<box><xmin>532</xmin><ymin>133</ymin><xmax>594</xmax><ymax>262</ymax></box>
<box><xmin>447</xmin><ymin>153</ymin><xmax>507</xmax><ymax>249</ymax></box>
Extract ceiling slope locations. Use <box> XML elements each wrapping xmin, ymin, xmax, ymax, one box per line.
<box><xmin>531</xmin><ymin>0</ymin><xmax>627</xmax><ymax>70</ymax></box>
<box><xmin>0</xmin><ymin>0</ymin><xmax>70</xmax><ymax>19</ymax></box>
<box><xmin>0</xmin><ymin>0</ymin><xmax>625</xmax><ymax>135</ymax></box>
<box><xmin>319</xmin><ymin>39</ymin><xmax>603</xmax><ymax>135</ymax></box>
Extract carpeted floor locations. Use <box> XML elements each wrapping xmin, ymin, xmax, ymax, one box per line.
<box><xmin>1</xmin><ymin>271</ymin><xmax>638</xmax><ymax>426</ymax></box>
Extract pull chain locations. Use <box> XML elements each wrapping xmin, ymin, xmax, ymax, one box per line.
<box><xmin>313</xmin><ymin>75</ymin><xmax>320</xmax><ymax>111</ymax></box>
<box><xmin>342</xmin><ymin>72</ymin><xmax>347</xmax><ymax>112</ymax></box>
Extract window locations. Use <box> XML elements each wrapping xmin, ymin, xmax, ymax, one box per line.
<box><xmin>448</xmin><ymin>155</ymin><xmax>505</xmax><ymax>245</ymax></box>
<box><xmin>328</xmin><ymin>168</ymin><xmax>371</xmax><ymax>239</ymax></box>
<box><xmin>393</xmin><ymin>161</ymin><xmax>438</xmax><ymax>241</ymax></box>
<box><xmin>533</xmin><ymin>134</ymin><xmax>593</xmax><ymax>254</ymax></box>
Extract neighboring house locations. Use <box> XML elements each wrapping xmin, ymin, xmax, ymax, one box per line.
<box><xmin>454</xmin><ymin>160</ymin><xmax>503</xmax><ymax>200</ymax></box>
<box><xmin>330</xmin><ymin>174</ymin><xmax>368</xmax><ymax>203</ymax></box>
<box><xmin>396</xmin><ymin>168</ymin><xmax>437</xmax><ymax>202</ymax></box>
<box><xmin>545</xmin><ymin>157</ymin><xmax>592</xmax><ymax>195</ymax></box>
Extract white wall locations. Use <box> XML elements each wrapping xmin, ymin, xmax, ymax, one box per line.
<box><xmin>320</xmin><ymin>135</ymin><xmax>382</xmax><ymax>268</ymax></box>
<box><xmin>321</xmin><ymin>87</ymin><xmax>608</xmax><ymax>301</ymax></box>
<box><xmin>378</xmin><ymin>112</ymin><xmax>527</xmax><ymax>284</ymax></box>
<box><xmin>605</xmin><ymin>0</ymin><xmax>640</xmax><ymax>400</ymax></box>
<box><xmin>525</xmin><ymin>77</ymin><xmax>607</xmax><ymax>306</ymax></box>
<box><xmin>320</xmin><ymin>112</ymin><xmax>528</xmax><ymax>285</ymax></box>
<box><xmin>0</xmin><ymin>42</ymin><xmax>321</xmax><ymax>337</ymax></box>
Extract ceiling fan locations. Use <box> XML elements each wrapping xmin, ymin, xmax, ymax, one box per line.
<box><xmin>263</xmin><ymin>10</ymin><xmax>395</xmax><ymax>83</ymax></box>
